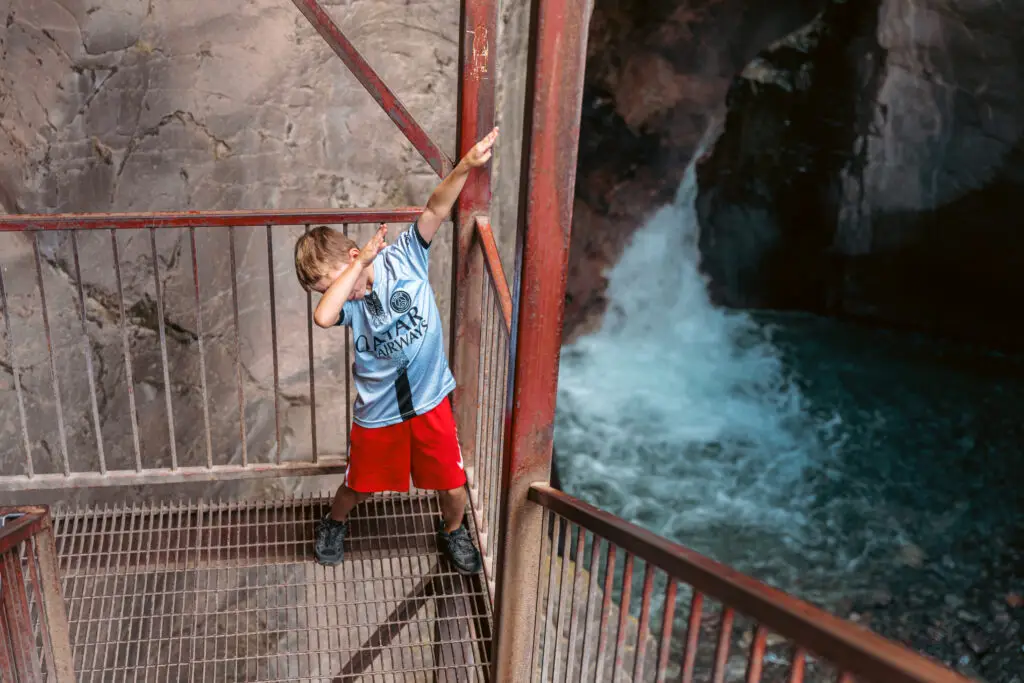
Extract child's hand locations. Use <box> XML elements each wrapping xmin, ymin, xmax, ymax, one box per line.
<box><xmin>462</xmin><ymin>127</ymin><xmax>499</xmax><ymax>168</ymax></box>
<box><xmin>358</xmin><ymin>224</ymin><xmax>387</xmax><ymax>266</ymax></box>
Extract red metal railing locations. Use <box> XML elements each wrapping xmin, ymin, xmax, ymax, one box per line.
<box><xmin>527</xmin><ymin>485</ymin><xmax>973</xmax><ymax>683</ymax></box>
<box><xmin>463</xmin><ymin>216</ymin><xmax>513</xmax><ymax>601</ymax></box>
<box><xmin>0</xmin><ymin>209</ymin><xmax>421</xmax><ymax>490</ymax></box>
<box><xmin>0</xmin><ymin>507</ymin><xmax>75</xmax><ymax>682</ymax></box>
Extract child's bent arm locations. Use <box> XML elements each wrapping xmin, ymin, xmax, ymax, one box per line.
<box><xmin>416</xmin><ymin>127</ymin><xmax>499</xmax><ymax>245</ymax></box>
<box><xmin>313</xmin><ymin>263</ymin><xmax>363</xmax><ymax>328</ymax></box>
<box><xmin>313</xmin><ymin>226</ymin><xmax>387</xmax><ymax>328</ymax></box>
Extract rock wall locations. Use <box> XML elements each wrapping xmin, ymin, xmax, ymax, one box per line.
<box><xmin>695</xmin><ymin>0</ymin><xmax>1024</xmax><ymax>348</ymax></box>
<box><xmin>564</xmin><ymin>0</ymin><xmax>823</xmax><ymax>339</ymax></box>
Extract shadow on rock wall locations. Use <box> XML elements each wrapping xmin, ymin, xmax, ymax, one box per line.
<box><xmin>696</xmin><ymin>0</ymin><xmax>1024</xmax><ymax>349</ymax></box>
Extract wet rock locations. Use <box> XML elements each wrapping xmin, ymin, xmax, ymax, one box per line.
<box><xmin>695</xmin><ymin>0</ymin><xmax>1024</xmax><ymax>350</ymax></box>
<box><xmin>562</xmin><ymin>0</ymin><xmax>823</xmax><ymax>340</ymax></box>
<box><xmin>899</xmin><ymin>542</ymin><xmax>926</xmax><ymax>568</ymax></box>
<box><xmin>964</xmin><ymin>629</ymin><xmax>991</xmax><ymax>657</ymax></box>
<box><xmin>866</xmin><ymin>588</ymin><xmax>892</xmax><ymax>607</ymax></box>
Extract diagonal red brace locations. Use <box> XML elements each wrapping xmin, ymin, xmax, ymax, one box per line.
<box><xmin>290</xmin><ymin>0</ymin><xmax>455</xmax><ymax>178</ymax></box>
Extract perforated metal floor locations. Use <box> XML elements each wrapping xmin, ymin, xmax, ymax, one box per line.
<box><xmin>54</xmin><ymin>493</ymin><xmax>492</xmax><ymax>682</ymax></box>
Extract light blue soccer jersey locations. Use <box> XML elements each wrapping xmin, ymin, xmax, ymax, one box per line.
<box><xmin>336</xmin><ymin>224</ymin><xmax>456</xmax><ymax>428</ymax></box>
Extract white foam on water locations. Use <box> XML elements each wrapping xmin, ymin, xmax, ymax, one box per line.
<box><xmin>554</xmin><ymin>153</ymin><xmax>864</xmax><ymax>602</ymax></box>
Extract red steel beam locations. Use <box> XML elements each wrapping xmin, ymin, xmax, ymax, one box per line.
<box><xmin>529</xmin><ymin>484</ymin><xmax>973</xmax><ymax>683</ymax></box>
<box><xmin>475</xmin><ymin>216</ymin><xmax>512</xmax><ymax>332</ymax></box>
<box><xmin>289</xmin><ymin>0</ymin><xmax>454</xmax><ymax>178</ymax></box>
<box><xmin>489</xmin><ymin>0</ymin><xmax>593</xmax><ymax>678</ymax></box>
<box><xmin>0</xmin><ymin>509</ymin><xmax>48</xmax><ymax>555</ymax></box>
<box><xmin>450</xmin><ymin>0</ymin><xmax>498</xmax><ymax>481</ymax></box>
<box><xmin>0</xmin><ymin>207</ymin><xmax>424</xmax><ymax>231</ymax></box>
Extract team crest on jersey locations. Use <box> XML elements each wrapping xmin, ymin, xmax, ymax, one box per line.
<box><xmin>365</xmin><ymin>291</ymin><xmax>388</xmax><ymax>327</ymax></box>
<box><xmin>390</xmin><ymin>290</ymin><xmax>412</xmax><ymax>314</ymax></box>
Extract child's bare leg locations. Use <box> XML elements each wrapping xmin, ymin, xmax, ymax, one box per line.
<box><xmin>438</xmin><ymin>486</ymin><xmax>468</xmax><ymax>533</ymax></box>
<box><xmin>331</xmin><ymin>485</ymin><xmax>370</xmax><ymax>522</ymax></box>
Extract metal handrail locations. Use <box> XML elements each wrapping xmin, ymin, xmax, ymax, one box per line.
<box><xmin>474</xmin><ymin>216</ymin><xmax>512</xmax><ymax>333</ymax></box>
<box><xmin>0</xmin><ymin>207</ymin><xmax>424</xmax><ymax>231</ymax></box>
<box><xmin>0</xmin><ymin>506</ymin><xmax>75</xmax><ymax>681</ymax></box>
<box><xmin>528</xmin><ymin>484</ymin><xmax>971</xmax><ymax>683</ymax></box>
<box><xmin>0</xmin><ymin>208</ymin><xmax>428</xmax><ymax>490</ymax></box>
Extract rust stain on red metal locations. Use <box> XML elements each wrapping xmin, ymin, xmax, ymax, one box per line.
<box><xmin>471</xmin><ymin>26</ymin><xmax>489</xmax><ymax>77</ymax></box>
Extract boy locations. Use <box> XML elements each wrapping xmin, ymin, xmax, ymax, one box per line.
<box><xmin>294</xmin><ymin>127</ymin><xmax>499</xmax><ymax>574</ymax></box>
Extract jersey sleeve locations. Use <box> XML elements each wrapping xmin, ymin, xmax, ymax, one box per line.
<box><xmin>382</xmin><ymin>223</ymin><xmax>431</xmax><ymax>280</ymax></box>
<box><xmin>334</xmin><ymin>301</ymin><xmax>357</xmax><ymax>328</ymax></box>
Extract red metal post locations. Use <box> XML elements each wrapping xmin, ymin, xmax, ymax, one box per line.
<box><xmin>474</xmin><ymin>217</ymin><xmax>513</xmax><ymax>332</ymax></box>
<box><xmin>489</xmin><ymin>0</ymin><xmax>593</xmax><ymax>678</ymax></box>
<box><xmin>31</xmin><ymin>522</ymin><xmax>76</xmax><ymax>682</ymax></box>
<box><xmin>451</xmin><ymin>0</ymin><xmax>498</xmax><ymax>477</ymax></box>
<box><xmin>288</xmin><ymin>0</ymin><xmax>454</xmax><ymax>178</ymax></box>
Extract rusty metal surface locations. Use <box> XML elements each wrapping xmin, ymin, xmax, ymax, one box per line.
<box><xmin>451</xmin><ymin>0</ymin><xmax>498</xmax><ymax>514</ymax></box>
<box><xmin>0</xmin><ymin>461</ymin><xmax>349</xmax><ymax>491</ymax></box>
<box><xmin>1</xmin><ymin>551</ymin><xmax>42</xmax><ymax>679</ymax></box>
<box><xmin>473</xmin><ymin>217</ymin><xmax>512</xmax><ymax>332</ymax></box>
<box><xmin>31</xmin><ymin>527</ymin><xmax>77</xmax><ymax>682</ymax></box>
<box><xmin>0</xmin><ymin>507</ymin><xmax>75</xmax><ymax>682</ymax></box>
<box><xmin>53</xmin><ymin>493</ymin><xmax>492</xmax><ymax>682</ymax></box>
<box><xmin>288</xmin><ymin>0</ymin><xmax>454</xmax><ymax>178</ymax></box>
<box><xmin>0</xmin><ymin>208</ymin><xmax>423</xmax><ymax>231</ymax></box>
<box><xmin>529</xmin><ymin>484</ymin><xmax>974</xmax><ymax>683</ymax></box>
<box><xmin>489</xmin><ymin>0</ymin><xmax>593</xmax><ymax>678</ymax></box>
<box><xmin>462</xmin><ymin>279</ymin><xmax>510</xmax><ymax>604</ymax></box>
<box><xmin>0</xmin><ymin>509</ymin><xmax>48</xmax><ymax>554</ymax></box>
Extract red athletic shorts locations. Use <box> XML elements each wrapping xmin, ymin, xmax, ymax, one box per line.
<box><xmin>345</xmin><ymin>397</ymin><xmax>467</xmax><ymax>493</ymax></box>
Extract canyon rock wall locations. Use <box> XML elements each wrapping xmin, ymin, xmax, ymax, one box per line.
<box><xmin>695</xmin><ymin>0</ymin><xmax>1024</xmax><ymax>348</ymax></box>
<box><xmin>564</xmin><ymin>0</ymin><xmax>823</xmax><ymax>339</ymax></box>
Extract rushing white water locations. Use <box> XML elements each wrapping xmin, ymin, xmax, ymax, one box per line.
<box><xmin>554</xmin><ymin>155</ymin><xmax>860</xmax><ymax>603</ymax></box>
<box><xmin>553</xmin><ymin>144</ymin><xmax>1024</xmax><ymax>611</ymax></box>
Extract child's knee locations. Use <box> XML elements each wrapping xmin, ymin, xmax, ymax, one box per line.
<box><xmin>338</xmin><ymin>485</ymin><xmax>372</xmax><ymax>503</ymax></box>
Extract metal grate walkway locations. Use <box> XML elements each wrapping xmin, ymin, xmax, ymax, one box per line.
<box><xmin>53</xmin><ymin>493</ymin><xmax>492</xmax><ymax>682</ymax></box>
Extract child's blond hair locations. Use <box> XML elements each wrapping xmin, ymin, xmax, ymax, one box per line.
<box><xmin>294</xmin><ymin>226</ymin><xmax>358</xmax><ymax>291</ymax></box>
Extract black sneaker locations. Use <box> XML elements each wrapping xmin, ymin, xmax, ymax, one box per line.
<box><xmin>314</xmin><ymin>515</ymin><xmax>349</xmax><ymax>566</ymax></box>
<box><xmin>437</xmin><ymin>523</ymin><xmax>482</xmax><ymax>575</ymax></box>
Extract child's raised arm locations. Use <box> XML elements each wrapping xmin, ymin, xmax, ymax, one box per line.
<box><xmin>416</xmin><ymin>127</ymin><xmax>499</xmax><ymax>245</ymax></box>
